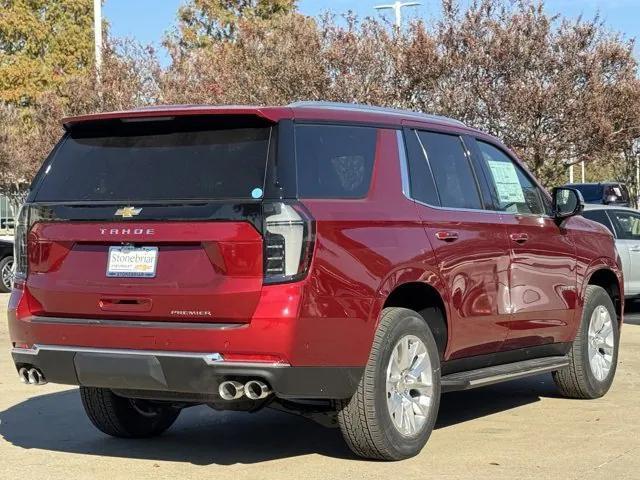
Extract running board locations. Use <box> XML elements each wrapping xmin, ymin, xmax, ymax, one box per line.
<box><xmin>441</xmin><ymin>356</ymin><xmax>569</xmax><ymax>393</ymax></box>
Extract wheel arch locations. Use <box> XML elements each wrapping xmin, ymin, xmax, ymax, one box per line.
<box><xmin>380</xmin><ymin>280</ymin><xmax>449</xmax><ymax>359</ymax></box>
<box><xmin>583</xmin><ymin>263</ymin><xmax>623</xmax><ymax>328</ymax></box>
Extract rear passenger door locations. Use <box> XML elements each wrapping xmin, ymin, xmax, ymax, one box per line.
<box><xmin>403</xmin><ymin>128</ymin><xmax>511</xmax><ymax>359</ymax></box>
<box><xmin>471</xmin><ymin>139</ymin><xmax>577</xmax><ymax>351</ymax></box>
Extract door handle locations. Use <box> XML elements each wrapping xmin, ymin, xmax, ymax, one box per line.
<box><xmin>435</xmin><ymin>231</ymin><xmax>459</xmax><ymax>242</ymax></box>
<box><xmin>510</xmin><ymin>233</ymin><xmax>529</xmax><ymax>244</ymax></box>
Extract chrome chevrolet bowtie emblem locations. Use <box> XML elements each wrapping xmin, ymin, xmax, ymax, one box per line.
<box><xmin>114</xmin><ymin>206</ymin><xmax>142</xmax><ymax>218</ymax></box>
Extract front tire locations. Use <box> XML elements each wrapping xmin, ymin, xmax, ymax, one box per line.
<box><xmin>553</xmin><ymin>285</ymin><xmax>619</xmax><ymax>399</ymax></box>
<box><xmin>336</xmin><ymin>307</ymin><xmax>441</xmax><ymax>460</ymax></box>
<box><xmin>80</xmin><ymin>387</ymin><xmax>180</xmax><ymax>438</ymax></box>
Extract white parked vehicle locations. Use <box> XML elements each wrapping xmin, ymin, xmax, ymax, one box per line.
<box><xmin>583</xmin><ymin>205</ymin><xmax>640</xmax><ymax>297</ymax></box>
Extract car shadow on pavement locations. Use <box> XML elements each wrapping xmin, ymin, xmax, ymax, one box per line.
<box><xmin>0</xmin><ymin>374</ymin><xmax>557</xmax><ymax>465</ymax></box>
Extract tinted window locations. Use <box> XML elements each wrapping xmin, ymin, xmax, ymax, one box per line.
<box><xmin>608</xmin><ymin>210</ymin><xmax>640</xmax><ymax>240</ymax></box>
<box><xmin>36</xmin><ymin>120</ymin><xmax>272</xmax><ymax>202</ymax></box>
<box><xmin>295</xmin><ymin>125</ymin><xmax>376</xmax><ymax>198</ymax></box>
<box><xmin>582</xmin><ymin>210</ymin><xmax>614</xmax><ymax>234</ymax></box>
<box><xmin>477</xmin><ymin>141</ymin><xmax>546</xmax><ymax>215</ymax></box>
<box><xmin>603</xmin><ymin>184</ymin><xmax>630</xmax><ymax>204</ymax></box>
<box><xmin>404</xmin><ymin>130</ymin><xmax>439</xmax><ymax>206</ymax></box>
<box><xmin>416</xmin><ymin>131</ymin><xmax>482</xmax><ymax>209</ymax></box>
<box><xmin>573</xmin><ymin>184</ymin><xmax>603</xmax><ymax>202</ymax></box>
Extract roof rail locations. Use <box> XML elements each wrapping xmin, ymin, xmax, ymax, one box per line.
<box><xmin>288</xmin><ymin>101</ymin><xmax>466</xmax><ymax>127</ymax></box>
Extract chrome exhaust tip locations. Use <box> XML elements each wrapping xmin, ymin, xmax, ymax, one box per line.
<box><xmin>218</xmin><ymin>380</ymin><xmax>244</xmax><ymax>400</ymax></box>
<box><xmin>244</xmin><ymin>380</ymin><xmax>271</xmax><ymax>400</ymax></box>
<box><xmin>18</xmin><ymin>367</ymin><xmax>29</xmax><ymax>384</ymax></box>
<box><xmin>27</xmin><ymin>368</ymin><xmax>46</xmax><ymax>385</ymax></box>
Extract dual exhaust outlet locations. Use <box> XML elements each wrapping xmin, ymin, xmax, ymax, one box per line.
<box><xmin>18</xmin><ymin>367</ymin><xmax>47</xmax><ymax>385</ymax></box>
<box><xmin>218</xmin><ymin>380</ymin><xmax>271</xmax><ymax>401</ymax></box>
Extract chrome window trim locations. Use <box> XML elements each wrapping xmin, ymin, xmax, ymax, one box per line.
<box><xmin>396</xmin><ymin>129</ymin><xmax>411</xmax><ymax>199</ymax></box>
<box><xmin>289</xmin><ymin>101</ymin><xmax>467</xmax><ymax>128</ymax></box>
<box><xmin>11</xmin><ymin>344</ymin><xmax>291</xmax><ymax>368</ymax></box>
<box><xmin>396</xmin><ymin>129</ymin><xmax>554</xmax><ymax>219</ymax></box>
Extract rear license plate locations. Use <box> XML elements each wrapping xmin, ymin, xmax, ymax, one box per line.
<box><xmin>107</xmin><ymin>246</ymin><xmax>158</xmax><ymax>278</ymax></box>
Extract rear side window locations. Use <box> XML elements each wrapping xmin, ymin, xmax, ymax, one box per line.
<box><xmin>35</xmin><ymin>119</ymin><xmax>272</xmax><ymax>202</ymax></box>
<box><xmin>608</xmin><ymin>210</ymin><xmax>640</xmax><ymax>240</ymax></box>
<box><xmin>604</xmin><ymin>184</ymin><xmax>629</xmax><ymax>204</ymax></box>
<box><xmin>416</xmin><ymin>131</ymin><xmax>482</xmax><ymax>210</ymax></box>
<box><xmin>582</xmin><ymin>210</ymin><xmax>614</xmax><ymax>234</ymax></box>
<box><xmin>295</xmin><ymin>125</ymin><xmax>376</xmax><ymax>198</ymax></box>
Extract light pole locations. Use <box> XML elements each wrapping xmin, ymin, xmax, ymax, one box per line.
<box><xmin>94</xmin><ymin>0</ymin><xmax>103</xmax><ymax>77</ymax></box>
<box><xmin>374</xmin><ymin>1</ymin><xmax>421</xmax><ymax>28</ymax></box>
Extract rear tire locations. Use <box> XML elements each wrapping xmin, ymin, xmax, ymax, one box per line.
<box><xmin>336</xmin><ymin>307</ymin><xmax>441</xmax><ymax>460</ymax></box>
<box><xmin>553</xmin><ymin>285</ymin><xmax>619</xmax><ymax>399</ymax></box>
<box><xmin>80</xmin><ymin>387</ymin><xmax>180</xmax><ymax>438</ymax></box>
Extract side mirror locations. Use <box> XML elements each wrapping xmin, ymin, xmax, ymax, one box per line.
<box><xmin>552</xmin><ymin>187</ymin><xmax>584</xmax><ymax>221</ymax></box>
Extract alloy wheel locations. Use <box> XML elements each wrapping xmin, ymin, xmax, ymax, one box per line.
<box><xmin>386</xmin><ymin>334</ymin><xmax>434</xmax><ymax>437</ymax></box>
<box><xmin>1</xmin><ymin>258</ymin><xmax>13</xmax><ymax>291</ymax></box>
<box><xmin>587</xmin><ymin>305</ymin><xmax>615</xmax><ymax>382</ymax></box>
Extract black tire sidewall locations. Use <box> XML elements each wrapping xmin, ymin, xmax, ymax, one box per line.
<box><xmin>81</xmin><ymin>387</ymin><xmax>180</xmax><ymax>438</ymax></box>
<box><xmin>579</xmin><ymin>288</ymin><xmax>619</xmax><ymax>397</ymax></box>
<box><xmin>0</xmin><ymin>256</ymin><xmax>13</xmax><ymax>293</ymax></box>
<box><xmin>373</xmin><ymin>310</ymin><xmax>441</xmax><ymax>459</ymax></box>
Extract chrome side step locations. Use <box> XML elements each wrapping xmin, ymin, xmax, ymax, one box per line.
<box><xmin>441</xmin><ymin>356</ymin><xmax>570</xmax><ymax>393</ymax></box>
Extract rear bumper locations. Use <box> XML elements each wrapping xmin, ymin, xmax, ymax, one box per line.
<box><xmin>11</xmin><ymin>345</ymin><xmax>362</xmax><ymax>400</ymax></box>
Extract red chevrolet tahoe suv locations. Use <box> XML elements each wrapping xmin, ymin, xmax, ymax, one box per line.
<box><xmin>8</xmin><ymin>102</ymin><xmax>623</xmax><ymax>460</ymax></box>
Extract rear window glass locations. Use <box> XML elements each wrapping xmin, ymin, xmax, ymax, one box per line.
<box><xmin>573</xmin><ymin>185</ymin><xmax>602</xmax><ymax>202</ymax></box>
<box><xmin>295</xmin><ymin>125</ymin><xmax>376</xmax><ymax>198</ymax></box>
<box><xmin>417</xmin><ymin>131</ymin><xmax>482</xmax><ymax>210</ymax></box>
<box><xmin>35</xmin><ymin>119</ymin><xmax>272</xmax><ymax>202</ymax></box>
<box><xmin>582</xmin><ymin>210</ymin><xmax>614</xmax><ymax>234</ymax></box>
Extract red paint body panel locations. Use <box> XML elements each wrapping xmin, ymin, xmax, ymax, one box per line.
<box><xmin>26</xmin><ymin>221</ymin><xmax>263</xmax><ymax>323</ymax></box>
<box><xmin>417</xmin><ymin>207</ymin><xmax>511</xmax><ymax>358</ymax></box>
<box><xmin>10</xmin><ymin>104</ymin><xmax>624</xmax><ymax>377</ymax></box>
<box><xmin>499</xmin><ymin>215</ymin><xmax>578</xmax><ymax>350</ymax></box>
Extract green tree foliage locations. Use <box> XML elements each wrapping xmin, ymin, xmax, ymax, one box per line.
<box><xmin>170</xmin><ymin>0</ymin><xmax>297</xmax><ymax>51</ymax></box>
<box><xmin>1</xmin><ymin>0</ymin><xmax>639</xmax><ymax>200</ymax></box>
<box><xmin>0</xmin><ymin>0</ymin><xmax>94</xmax><ymax>106</ymax></box>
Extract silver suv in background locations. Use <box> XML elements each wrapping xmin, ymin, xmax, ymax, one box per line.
<box><xmin>583</xmin><ymin>204</ymin><xmax>640</xmax><ymax>298</ymax></box>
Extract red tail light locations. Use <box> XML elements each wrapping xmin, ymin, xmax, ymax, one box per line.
<box><xmin>262</xmin><ymin>202</ymin><xmax>315</xmax><ymax>284</ymax></box>
<box><xmin>13</xmin><ymin>206</ymin><xmax>29</xmax><ymax>280</ymax></box>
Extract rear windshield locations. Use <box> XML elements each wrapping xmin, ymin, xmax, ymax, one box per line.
<box><xmin>573</xmin><ymin>185</ymin><xmax>603</xmax><ymax>202</ymax></box>
<box><xmin>34</xmin><ymin>118</ymin><xmax>272</xmax><ymax>202</ymax></box>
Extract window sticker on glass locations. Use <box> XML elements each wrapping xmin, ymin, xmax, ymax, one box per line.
<box><xmin>487</xmin><ymin>160</ymin><xmax>525</xmax><ymax>204</ymax></box>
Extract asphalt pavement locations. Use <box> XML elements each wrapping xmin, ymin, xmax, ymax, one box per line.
<box><xmin>1</xmin><ymin>292</ymin><xmax>639</xmax><ymax>479</ymax></box>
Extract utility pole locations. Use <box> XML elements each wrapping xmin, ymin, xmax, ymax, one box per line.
<box><xmin>94</xmin><ymin>0</ymin><xmax>103</xmax><ymax>78</ymax></box>
<box><xmin>374</xmin><ymin>1</ymin><xmax>421</xmax><ymax>28</ymax></box>
<box><xmin>581</xmin><ymin>160</ymin><xmax>585</xmax><ymax>183</ymax></box>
